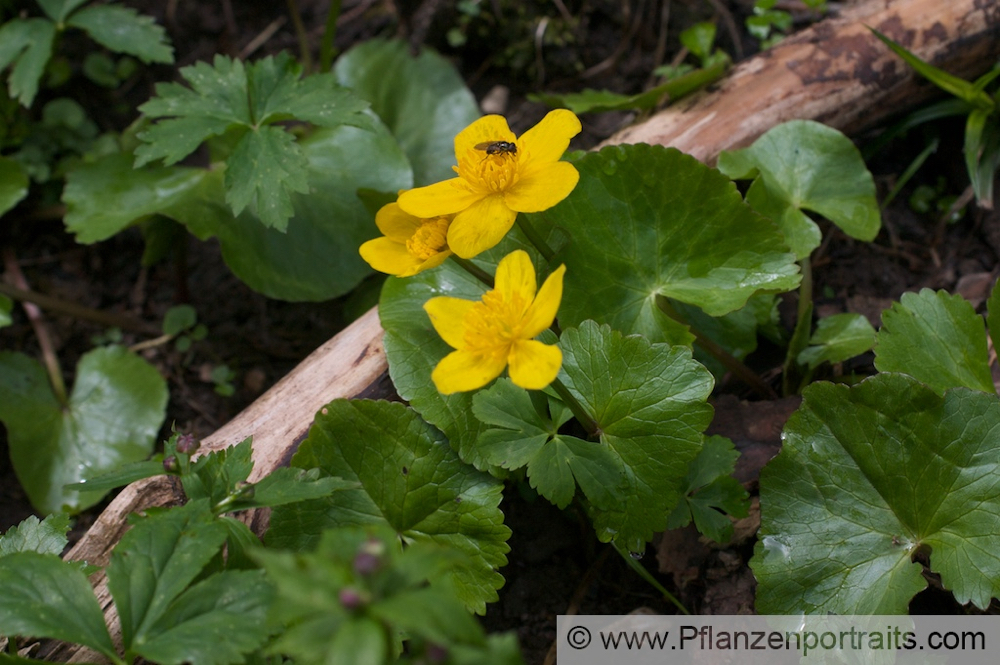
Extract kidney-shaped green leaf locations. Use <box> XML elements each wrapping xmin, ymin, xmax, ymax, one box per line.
<box><xmin>874</xmin><ymin>289</ymin><xmax>994</xmax><ymax>395</ymax></box>
<box><xmin>334</xmin><ymin>38</ymin><xmax>480</xmax><ymax>186</ymax></box>
<box><xmin>531</xmin><ymin>144</ymin><xmax>800</xmax><ymax>343</ymax></box>
<box><xmin>752</xmin><ymin>373</ymin><xmax>1000</xmax><ymax>613</ymax></box>
<box><xmin>559</xmin><ymin>321</ymin><xmax>715</xmax><ymax>549</ymax></box>
<box><xmin>717</xmin><ymin>120</ymin><xmax>880</xmax><ymax>259</ymax></box>
<box><xmin>267</xmin><ymin>399</ymin><xmax>510</xmax><ymax>614</ymax></box>
<box><xmin>0</xmin><ymin>347</ymin><xmax>167</xmax><ymax>514</ymax></box>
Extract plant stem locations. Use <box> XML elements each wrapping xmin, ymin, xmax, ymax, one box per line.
<box><xmin>656</xmin><ymin>296</ymin><xmax>777</xmax><ymax>399</ymax></box>
<box><xmin>0</xmin><ymin>282</ymin><xmax>161</xmax><ymax>335</ymax></box>
<box><xmin>319</xmin><ymin>0</ymin><xmax>342</xmax><ymax>72</ymax></box>
<box><xmin>516</xmin><ymin>215</ymin><xmax>556</xmax><ymax>262</ymax></box>
<box><xmin>549</xmin><ymin>377</ymin><xmax>600</xmax><ymax>438</ymax></box>
<box><xmin>286</xmin><ymin>0</ymin><xmax>313</xmax><ymax>72</ymax></box>
<box><xmin>449</xmin><ymin>256</ymin><xmax>495</xmax><ymax>288</ymax></box>
<box><xmin>782</xmin><ymin>258</ymin><xmax>813</xmax><ymax>396</ymax></box>
<box><xmin>611</xmin><ymin>540</ymin><xmax>690</xmax><ymax>615</ymax></box>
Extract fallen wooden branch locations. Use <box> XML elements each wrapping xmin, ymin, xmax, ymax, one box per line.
<box><xmin>42</xmin><ymin>0</ymin><xmax>1000</xmax><ymax>660</ymax></box>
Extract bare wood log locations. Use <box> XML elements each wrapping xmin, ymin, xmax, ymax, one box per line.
<box><xmin>606</xmin><ymin>0</ymin><xmax>1000</xmax><ymax>162</ymax></box>
<box><xmin>38</xmin><ymin>0</ymin><xmax>1000</xmax><ymax>661</ymax></box>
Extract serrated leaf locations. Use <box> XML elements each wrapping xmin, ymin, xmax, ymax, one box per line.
<box><xmin>666</xmin><ymin>436</ymin><xmax>748</xmax><ymax>542</ymax></box>
<box><xmin>472</xmin><ymin>378</ymin><xmax>623</xmax><ymax>509</ymax></box>
<box><xmin>224</xmin><ymin>125</ymin><xmax>310</xmax><ymax>230</ymax></box>
<box><xmin>107</xmin><ymin>500</ymin><xmax>229</xmax><ymax>652</ymax></box>
<box><xmin>752</xmin><ymin>374</ymin><xmax>1000</xmax><ymax>612</ymax></box>
<box><xmin>334</xmin><ymin>38</ymin><xmax>480</xmax><ymax>186</ymax></box>
<box><xmin>528</xmin><ymin>144</ymin><xmax>800</xmax><ymax>343</ymax></box>
<box><xmin>36</xmin><ymin>0</ymin><xmax>88</xmax><ymax>22</ymax></box>
<box><xmin>232</xmin><ymin>467</ymin><xmax>356</xmax><ymax>511</ymax></box>
<box><xmin>717</xmin><ymin>120</ymin><xmax>881</xmax><ymax>259</ymax></box>
<box><xmin>266</xmin><ymin>400</ymin><xmax>510</xmax><ymax>614</ymax></box>
<box><xmin>67</xmin><ymin>5</ymin><xmax>173</xmax><ymax>64</ymax></box>
<box><xmin>134</xmin><ymin>570</ymin><xmax>273</xmax><ymax>665</ymax></box>
<box><xmin>0</xmin><ymin>156</ymin><xmax>29</xmax><ymax>216</ymax></box>
<box><xmin>0</xmin><ymin>18</ymin><xmax>56</xmax><ymax>107</ymax></box>
<box><xmin>182</xmin><ymin>437</ymin><xmax>254</xmax><ymax>507</ymax></box>
<box><xmin>797</xmin><ymin>312</ymin><xmax>876</xmax><ymax>369</ymax></box>
<box><xmin>558</xmin><ymin>321</ymin><xmax>715</xmax><ymax>548</ymax></box>
<box><xmin>0</xmin><ymin>553</ymin><xmax>116</xmax><ymax>657</ymax></box>
<box><xmin>0</xmin><ymin>347</ymin><xmax>167</xmax><ymax>514</ymax></box>
<box><xmin>0</xmin><ymin>514</ymin><xmax>70</xmax><ymax>556</ymax></box>
<box><xmin>874</xmin><ymin>289</ymin><xmax>994</xmax><ymax>395</ymax></box>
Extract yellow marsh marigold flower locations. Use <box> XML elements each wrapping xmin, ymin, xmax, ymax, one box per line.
<box><xmin>397</xmin><ymin>110</ymin><xmax>582</xmax><ymax>260</ymax></box>
<box><xmin>424</xmin><ymin>250</ymin><xmax>566</xmax><ymax>394</ymax></box>
<box><xmin>359</xmin><ymin>202</ymin><xmax>453</xmax><ymax>277</ymax></box>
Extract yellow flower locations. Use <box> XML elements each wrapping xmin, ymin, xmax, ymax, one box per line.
<box><xmin>359</xmin><ymin>202</ymin><xmax>453</xmax><ymax>277</ymax></box>
<box><xmin>424</xmin><ymin>250</ymin><xmax>565</xmax><ymax>394</ymax></box>
<box><xmin>397</xmin><ymin>110</ymin><xmax>582</xmax><ymax>260</ymax></box>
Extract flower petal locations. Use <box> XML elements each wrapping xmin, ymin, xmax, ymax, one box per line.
<box><xmin>424</xmin><ymin>296</ymin><xmax>476</xmax><ymax>349</ymax></box>
<box><xmin>504</xmin><ymin>161</ymin><xmax>580</xmax><ymax>213</ymax></box>
<box><xmin>398</xmin><ymin>178</ymin><xmax>482</xmax><ymax>218</ymax></box>
<box><xmin>375</xmin><ymin>202</ymin><xmax>422</xmax><ymax>240</ymax></box>
<box><xmin>507</xmin><ymin>340</ymin><xmax>562</xmax><ymax>390</ymax></box>
<box><xmin>359</xmin><ymin>237</ymin><xmax>421</xmax><ymax>276</ymax></box>
<box><xmin>447</xmin><ymin>194</ymin><xmax>517</xmax><ymax>259</ymax></box>
<box><xmin>517</xmin><ymin>109</ymin><xmax>581</xmax><ymax>167</ymax></box>
<box><xmin>520</xmin><ymin>263</ymin><xmax>565</xmax><ymax>338</ymax></box>
<box><xmin>432</xmin><ymin>349</ymin><xmax>507</xmax><ymax>394</ymax></box>
<box><xmin>403</xmin><ymin>249</ymin><xmax>452</xmax><ymax>277</ymax></box>
<box><xmin>455</xmin><ymin>115</ymin><xmax>516</xmax><ymax>157</ymax></box>
<box><xmin>494</xmin><ymin>250</ymin><xmax>537</xmax><ymax>304</ymax></box>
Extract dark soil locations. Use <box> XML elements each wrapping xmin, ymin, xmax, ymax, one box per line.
<box><xmin>2</xmin><ymin>0</ymin><xmax>996</xmax><ymax>662</ymax></box>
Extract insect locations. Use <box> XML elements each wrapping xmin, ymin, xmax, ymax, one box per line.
<box><xmin>474</xmin><ymin>140</ymin><xmax>517</xmax><ymax>156</ymax></box>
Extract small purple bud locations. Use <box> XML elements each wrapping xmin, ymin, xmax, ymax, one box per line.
<box><xmin>176</xmin><ymin>434</ymin><xmax>200</xmax><ymax>455</ymax></box>
<box><xmin>426</xmin><ymin>644</ymin><xmax>448</xmax><ymax>663</ymax></box>
<box><xmin>339</xmin><ymin>587</ymin><xmax>365</xmax><ymax>610</ymax></box>
<box><xmin>353</xmin><ymin>551</ymin><xmax>381</xmax><ymax>576</ymax></box>
<box><xmin>162</xmin><ymin>456</ymin><xmax>179</xmax><ymax>473</ymax></box>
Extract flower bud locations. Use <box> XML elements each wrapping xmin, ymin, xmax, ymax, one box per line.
<box><xmin>162</xmin><ymin>455</ymin><xmax>179</xmax><ymax>473</ymax></box>
<box><xmin>175</xmin><ymin>434</ymin><xmax>200</xmax><ymax>455</ymax></box>
<box><xmin>338</xmin><ymin>587</ymin><xmax>366</xmax><ymax>610</ymax></box>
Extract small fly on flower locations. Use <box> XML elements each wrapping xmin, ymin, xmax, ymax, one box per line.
<box><xmin>474</xmin><ymin>140</ymin><xmax>517</xmax><ymax>157</ymax></box>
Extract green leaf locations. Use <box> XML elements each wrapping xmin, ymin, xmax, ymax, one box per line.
<box><xmin>249</xmin><ymin>55</ymin><xmax>371</xmax><ymax>130</ymax></box>
<box><xmin>0</xmin><ymin>553</ymin><xmax>116</xmax><ymax>658</ymax></box>
<box><xmin>182</xmin><ymin>437</ymin><xmax>254</xmax><ymax>506</ymax></box>
<box><xmin>107</xmin><ymin>500</ymin><xmax>229</xmax><ymax>652</ymax></box>
<box><xmin>233</xmin><ymin>467</ymin><xmax>356</xmax><ymax>511</ymax></box>
<box><xmin>133</xmin><ymin>570</ymin><xmax>273</xmax><ymax>665</ymax></box>
<box><xmin>531</xmin><ymin>144</ymin><xmax>800</xmax><ymax>343</ymax></box>
<box><xmin>472</xmin><ymin>379</ymin><xmax>623</xmax><ymax>509</ymax></box>
<box><xmin>988</xmin><ymin>278</ymin><xmax>1000</xmax><ymax>353</ymax></box>
<box><xmin>0</xmin><ymin>514</ymin><xmax>70</xmax><ymax>556</ymax></box>
<box><xmin>680</xmin><ymin>22</ymin><xmax>716</xmax><ymax>60</ymax></box>
<box><xmin>0</xmin><ymin>294</ymin><xmax>11</xmax><ymax>329</ymax></box>
<box><xmin>163</xmin><ymin>304</ymin><xmax>197</xmax><ymax>336</ymax></box>
<box><xmin>559</xmin><ymin>321</ymin><xmax>715</xmax><ymax>548</ymax></box>
<box><xmin>717</xmin><ymin>120</ymin><xmax>880</xmax><ymax>259</ymax></box>
<box><xmin>267</xmin><ymin>400</ymin><xmax>510</xmax><ymax>614</ymax></box>
<box><xmin>752</xmin><ymin>374</ymin><xmax>1000</xmax><ymax>612</ymax></box>
<box><xmin>666</xmin><ymin>436</ymin><xmax>748</xmax><ymax>543</ymax></box>
<box><xmin>224</xmin><ymin>125</ymin><xmax>310</xmax><ymax>231</ymax></box>
<box><xmin>874</xmin><ymin>289</ymin><xmax>994</xmax><ymax>395</ymax></box>
<box><xmin>36</xmin><ymin>0</ymin><xmax>88</xmax><ymax>22</ymax></box>
<box><xmin>0</xmin><ymin>18</ymin><xmax>56</xmax><ymax>106</ymax></box>
<box><xmin>65</xmin><ymin>458</ymin><xmax>166</xmax><ymax>493</ymax></box>
<box><xmin>965</xmin><ymin>108</ymin><xmax>1000</xmax><ymax>208</ymax></box>
<box><xmin>0</xmin><ymin>156</ymin><xmax>29</xmax><ymax>216</ymax></box>
<box><xmin>334</xmin><ymin>38</ymin><xmax>480</xmax><ymax>186</ymax></box>
<box><xmin>797</xmin><ymin>312</ymin><xmax>876</xmax><ymax>369</ymax></box>
<box><xmin>0</xmin><ymin>346</ymin><xmax>168</xmax><ymax>514</ymax></box>
<box><xmin>66</xmin><ymin>5</ymin><xmax>173</xmax><ymax>64</ymax></box>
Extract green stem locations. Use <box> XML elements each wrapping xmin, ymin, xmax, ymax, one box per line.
<box><xmin>319</xmin><ymin>0</ymin><xmax>342</xmax><ymax>72</ymax></box>
<box><xmin>449</xmin><ymin>256</ymin><xmax>495</xmax><ymax>288</ymax></box>
<box><xmin>549</xmin><ymin>377</ymin><xmax>600</xmax><ymax>438</ymax></box>
<box><xmin>611</xmin><ymin>541</ymin><xmax>690</xmax><ymax>615</ymax></box>
<box><xmin>656</xmin><ymin>296</ymin><xmax>777</xmax><ymax>400</ymax></box>
<box><xmin>515</xmin><ymin>215</ymin><xmax>556</xmax><ymax>262</ymax></box>
<box><xmin>286</xmin><ymin>0</ymin><xmax>313</xmax><ymax>72</ymax></box>
<box><xmin>782</xmin><ymin>258</ymin><xmax>813</xmax><ymax>397</ymax></box>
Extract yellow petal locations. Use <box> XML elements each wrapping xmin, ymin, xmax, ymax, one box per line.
<box><xmin>398</xmin><ymin>178</ymin><xmax>482</xmax><ymax>218</ymax></box>
<box><xmin>447</xmin><ymin>195</ymin><xmax>517</xmax><ymax>259</ymax></box>
<box><xmin>432</xmin><ymin>349</ymin><xmax>508</xmax><ymax>394</ymax></box>
<box><xmin>494</xmin><ymin>250</ymin><xmax>537</xmax><ymax>304</ymax></box>
<box><xmin>401</xmin><ymin>249</ymin><xmax>452</xmax><ymax>277</ymax></box>
<box><xmin>455</xmin><ymin>115</ymin><xmax>516</xmax><ymax>157</ymax></box>
<box><xmin>359</xmin><ymin>237</ymin><xmax>421</xmax><ymax>276</ymax></box>
<box><xmin>504</xmin><ymin>161</ymin><xmax>580</xmax><ymax>213</ymax></box>
<box><xmin>375</xmin><ymin>202</ymin><xmax>422</xmax><ymax>240</ymax></box>
<box><xmin>520</xmin><ymin>263</ymin><xmax>565</xmax><ymax>338</ymax></box>
<box><xmin>424</xmin><ymin>296</ymin><xmax>476</xmax><ymax>349</ymax></box>
<box><xmin>517</xmin><ymin>109</ymin><xmax>581</xmax><ymax>166</ymax></box>
<box><xmin>507</xmin><ymin>340</ymin><xmax>562</xmax><ymax>390</ymax></box>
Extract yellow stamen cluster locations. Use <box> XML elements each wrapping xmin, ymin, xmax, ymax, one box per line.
<box><xmin>406</xmin><ymin>217</ymin><xmax>450</xmax><ymax>261</ymax></box>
